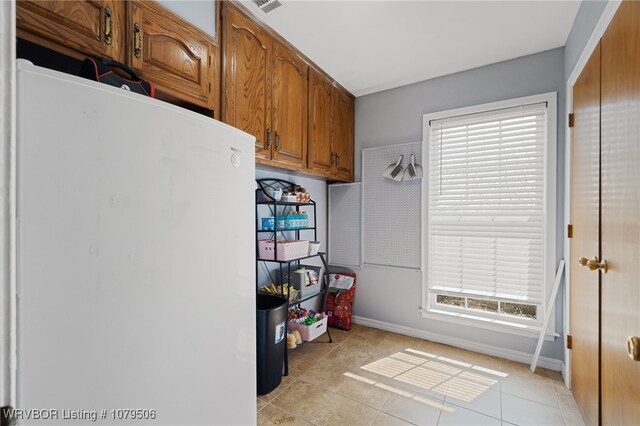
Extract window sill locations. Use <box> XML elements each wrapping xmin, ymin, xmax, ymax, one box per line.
<box><xmin>420</xmin><ymin>308</ymin><xmax>559</xmax><ymax>342</ymax></box>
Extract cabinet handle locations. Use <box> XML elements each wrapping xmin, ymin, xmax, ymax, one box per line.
<box><xmin>266</xmin><ymin>128</ymin><xmax>271</xmax><ymax>149</ymax></box>
<box><xmin>274</xmin><ymin>131</ymin><xmax>280</xmax><ymax>149</ymax></box>
<box><xmin>133</xmin><ymin>23</ymin><xmax>142</xmax><ymax>58</ymax></box>
<box><xmin>104</xmin><ymin>7</ymin><xmax>113</xmax><ymax>45</ymax></box>
<box><xmin>336</xmin><ymin>154</ymin><xmax>340</xmax><ymax>167</ymax></box>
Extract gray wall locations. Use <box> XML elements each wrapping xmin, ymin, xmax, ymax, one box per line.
<box><xmin>564</xmin><ymin>0</ymin><xmax>608</xmax><ymax>82</ymax></box>
<box><xmin>352</xmin><ymin>48</ymin><xmax>566</xmax><ymax>360</ymax></box>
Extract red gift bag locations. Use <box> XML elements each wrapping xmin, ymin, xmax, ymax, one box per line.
<box><xmin>325</xmin><ymin>273</ymin><xmax>356</xmax><ymax>330</ymax></box>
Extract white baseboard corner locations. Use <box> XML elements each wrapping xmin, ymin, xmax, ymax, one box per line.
<box><xmin>352</xmin><ymin>315</ymin><xmax>565</xmax><ymax>372</ymax></box>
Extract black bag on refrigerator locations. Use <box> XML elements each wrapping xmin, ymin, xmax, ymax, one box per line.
<box><xmin>80</xmin><ymin>57</ymin><xmax>155</xmax><ymax>98</ymax></box>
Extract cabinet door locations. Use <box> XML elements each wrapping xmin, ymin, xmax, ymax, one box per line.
<box><xmin>222</xmin><ymin>6</ymin><xmax>272</xmax><ymax>162</ymax></box>
<box><xmin>17</xmin><ymin>0</ymin><xmax>124</xmax><ymax>62</ymax></box>
<box><xmin>569</xmin><ymin>42</ymin><xmax>601</xmax><ymax>426</ymax></box>
<box><xmin>271</xmin><ymin>42</ymin><xmax>307</xmax><ymax>170</ymax></box>
<box><xmin>128</xmin><ymin>0</ymin><xmax>215</xmax><ymax>109</ymax></box>
<box><xmin>332</xmin><ymin>87</ymin><xmax>354</xmax><ymax>182</ymax></box>
<box><xmin>307</xmin><ymin>69</ymin><xmax>333</xmax><ymax>176</ymax></box>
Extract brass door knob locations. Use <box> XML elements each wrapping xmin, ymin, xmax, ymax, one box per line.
<box><xmin>627</xmin><ymin>336</ymin><xmax>640</xmax><ymax>361</ymax></box>
<box><xmin>586</xmin><ymin>256</ymin><xmax>608</xmax><ymax>273</ymax></box>
<box><xmin>578</xmin><ymin>257</ymin><xmax>588</xmax><ymax>266</ymax></box>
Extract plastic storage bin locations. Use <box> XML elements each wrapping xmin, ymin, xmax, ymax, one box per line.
<box><xmin>258</xmin><ymin>240</ymin><xmax>310</xmax><ymax>261</ymax></box>
<box><xmin>308</xmin><ymin>241</ymin><xmax>321</xmax><ymax>256</ymax></box>
<box><xmin>281</xmin><ymin>265</ymin><xmax>323</xmax><ymax>299</ymax></box>
<box><xmin>288</xmin><ymin>315</ymin><xmax>328</xmax><ymax>342</ymax></box>
<box><xmin>256</xmin><ymin>294</ymin><xmax>288</xmax><ymax>395</ymax></box>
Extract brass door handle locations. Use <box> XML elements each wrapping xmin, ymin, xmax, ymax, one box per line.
<box><xmin>133</xmin><ymin>23</ymin><xmax>142</xmax><ymax>58</ymax></box>
<box><xmin>266</xmin><ymin>128</ymin><xmax>271</xmax><ymax>149</ymax></box>
<box><xmin>578</xmin><ymin>256</ymin><xmax>607</xmax><ymax>273</ymax></box>
<box><xmin>336</xmin><ymin>154</ymin><xmax>340</xmax><ymax>167</ymax></box>
<box><xmin>104</xmin><ymin>7</ymin><xmax>113</xmax><ymax>45</ymax></box>
<box><xmin>586</xmin><ymin>256</ymin><xmax>608</xmax><ymax>273</ymax></box>
<box><xmin>628</xmin><ymin>336</ymin><xmax>640</xmax><ymax>361</ymax></box>
<box><xmin>274</xmin><ymin>131</ymin><xmax>280</xmax><ymax>149</ymax></box>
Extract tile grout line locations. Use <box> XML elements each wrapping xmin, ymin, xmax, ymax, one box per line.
<box><xmin>500</xmin><ymin>381</ymin><xmax>503</xmax><ymax>422</ymax></box>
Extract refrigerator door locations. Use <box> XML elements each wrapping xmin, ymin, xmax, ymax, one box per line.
<box><xmin>16</xmin><ymin>60</ymin><xmax>256</xmax><ymax>425</ymax></box>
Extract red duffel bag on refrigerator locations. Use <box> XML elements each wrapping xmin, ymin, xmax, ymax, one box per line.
<box><xmin>325</xmin><ymin>273</ymin><xmax>356</xmax><ymax>330</ymax></box>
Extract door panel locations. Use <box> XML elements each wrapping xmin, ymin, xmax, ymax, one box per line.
<box><xmin>271</xmin><ymin>42</ymin><xmax>307</xmax><ymax>169</ymax></box>
<box><xmin>333</xmin><ymin>87</ymin><xmax>354</xmax><ymax>182</ymax></box>
<box><xmin>308</xmin><ymin>69</ymin><xmax>333</xmax><ymax>176</ymax></box>
<box><xmin>17</xmin><ymin>0</ymin><xmax>124</xmax><ymax>62</ymax></box>
<box><xmin>600</xmin><ymin>2</ymin><xmax>640</xmax><ymax>424</ymax></box>
<box><xmin>129</xmin><ymin>1</ymin><xmax>214</xmax><ymax>109</ymax></box>
<box><xmin>570</xmin><ymin>42</ymin><xmax>601</xmax><ymax>426</ymax></box>
<box><xmin>223</xmin><ymin>7</ymin><xmax>271</xmax><ymax>161</ymax></box>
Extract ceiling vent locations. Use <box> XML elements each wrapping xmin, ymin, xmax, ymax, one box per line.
<box><xmin>256</xmin><ymin>0</ymin><xmax>282</xmax><ymax>13</ymax></box>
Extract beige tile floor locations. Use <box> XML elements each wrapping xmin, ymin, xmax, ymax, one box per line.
<box><xmin>257</xmin><ymin>325</ymin><xmax>585</xmax><ymax>426</ymax></box>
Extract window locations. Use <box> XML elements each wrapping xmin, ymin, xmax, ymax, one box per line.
<box><xmin>422</xmin><ymin>93</ymin><xmax>556</xmax><ymax>335</ymax></box>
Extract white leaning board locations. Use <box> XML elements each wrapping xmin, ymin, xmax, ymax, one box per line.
<box><xmin>363</xmin><ymin>143</ymin><xmax>422</xmax><ymax>269</ymax></box>
<box><xmin>329</xmin><ymin>183</ymin><xmax>362</xmax><ymax>267</ymax></box>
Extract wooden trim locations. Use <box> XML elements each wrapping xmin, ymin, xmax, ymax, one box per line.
<box><xmin>16</xmin><ymin>30</ymin><xmax>88</xmax><ymax>62</ymax></box>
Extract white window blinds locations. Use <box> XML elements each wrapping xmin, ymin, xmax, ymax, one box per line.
<box><xmin>427</xmin><ymin>102</ymin><xmax>547</xmax><ymax>306</ymax></box>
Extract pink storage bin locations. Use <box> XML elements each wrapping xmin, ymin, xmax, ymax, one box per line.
<box><xmin>258</xmin><ymin>240</ymin><xmax>310</xmax><ymax>261</ymax></box>
<box><xmin>288</xmin><ymin>316</ymin><xmax>328</xmax><ymax>342</ymax></box>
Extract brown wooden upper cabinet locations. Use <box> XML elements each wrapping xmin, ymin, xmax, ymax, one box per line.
<box><xmin>17</xmin><ymin>0</ymin><xmax>125</xmax><ymax>62</ymax></box>
<box><xmin>332</xmin><ymin>86</ymin><xmax>355</xmax><ymax>182</ymax></box>
<box><xmin>307</xmin><ymin>69</ymin><xmax>355</xmax><ymax>181</ymax></box>
<box><xmin>222</xmin><ymin>6</ymin><xmax>272</xmax><ymax>162</ymax></box>
<box><xmin>307</xmin><ymin>68</ymin><xmax>334</xmax><ymax>177</ymax></box>
<box><xmin>222</xmin><ymin>6</ymin><xmax>309</xmax><ymax>171</ymax></box>
<box><xmin>270</xmin><ymin>41</ymin><xmax>308</xmax><ymax>170</ymax></box>
<box><xmin>128</xmin><ymin>1</ymin><xmax>216</xmax><ymax>110</ymax></box>
<box><xmin>16</xmin><ymin>0</ymin><xmax>218</xmax><ymax>113</ymax></box>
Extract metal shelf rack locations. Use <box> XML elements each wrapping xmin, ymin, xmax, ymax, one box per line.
<box><xmin>255</xmin><ymin>178</ymin><xmax>332</xmax><ymax>376</ymax></box>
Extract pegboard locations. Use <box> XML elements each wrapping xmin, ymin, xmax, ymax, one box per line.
<box><xmin>362</xmin><ymin>143</ymin><xmax>422</xmax><ymax>269</ymax></box>
<box><xmin>328</xmin><ymin>183</ymin><xmax>362</xmax><ymax>267</ymax></box>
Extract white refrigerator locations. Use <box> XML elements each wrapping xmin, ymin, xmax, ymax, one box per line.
<box><xmin>15</xmin><ymin>60</ymin><xmax>256</xmax><ymax>425</ymax></box>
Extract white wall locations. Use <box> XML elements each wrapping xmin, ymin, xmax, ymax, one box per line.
<box><xmin>349</xmin><ymin>48</ymin><xmax>567</xmax><ymax>362</ymax></box>
<box><xmin>0</xmin><ymin>0</ymin><xmax>16</xmax><ymax>408</ymax></box>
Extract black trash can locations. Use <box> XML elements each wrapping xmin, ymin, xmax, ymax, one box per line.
<box><xmin>256</xmin><ymin>293</ymin><xmax>288</xmax><ymax>395</ymax></box>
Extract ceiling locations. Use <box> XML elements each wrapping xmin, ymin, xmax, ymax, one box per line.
<box><xmin>239</xmin><ymin>0</ymin><xmax>581</xmax><ymax>97</ymax></box>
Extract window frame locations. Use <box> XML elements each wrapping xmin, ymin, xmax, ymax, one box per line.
<box><xmin>421</xmin><ymin>92</ymin><xmax>558</xmax><ymax>340</ymax></box>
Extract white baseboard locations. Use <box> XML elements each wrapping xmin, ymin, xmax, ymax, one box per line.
<box><xmin>352</xmin><ymin>315</ymin><xmax>565</xmax><ymax>372</ymax></box>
